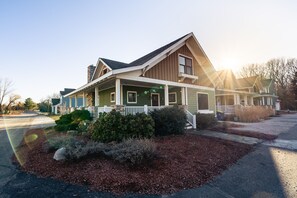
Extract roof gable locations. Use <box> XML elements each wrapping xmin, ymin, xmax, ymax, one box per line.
<box><xmin>236</xmin><ymin>76</ymin><xmax>258</xmax><ymax>88</ymax></box>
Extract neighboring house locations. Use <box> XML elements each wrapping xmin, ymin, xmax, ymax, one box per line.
<box><xmin>215</xmin><ymin>70</ymin><xmax>278</xmax><ymax>114</ymax></box>
<box><xmin>51</xmin><ymin>88</ymin><xmax>83</xmax><ymax>114</ymax></box>
<box><xmin>65</xmin><ymin>33</ymin><xmax>221</xmax><ymax>128</ymax></box>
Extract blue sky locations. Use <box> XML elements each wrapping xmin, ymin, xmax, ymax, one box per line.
<box><xmin>1</xmin><ymin>0</ymin><xmax>296</xmax><ymax>102</ymax></box>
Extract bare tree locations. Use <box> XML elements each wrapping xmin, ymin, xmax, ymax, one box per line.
<box><xmin>5</xmin><ymin>94</ymin><xmax>21</xmax><ymax>113</ymax></box>
<box><xmin>240</xmin><ymin>63</ymin><xmax>266</xmax><ymax>79</ymax></box>
<box><xmin>0</xmin><ymin>79</ymin><xmax>13</xmax><ymax>113</ymax></box>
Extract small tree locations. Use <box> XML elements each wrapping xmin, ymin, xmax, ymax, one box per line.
<box><xmin>24</xmin><ymin>98</ymin><xmax>36</xmax><ymax>110</ymax></box>
<box><xmin>0</xmin><ymin>79</ymin><xmax>13</xmax><ymax>113</ymax></box>
<box><xmin>5</xmin><ymin>94</ymin><xmax>21</xmax><ymax>113</ymax></box>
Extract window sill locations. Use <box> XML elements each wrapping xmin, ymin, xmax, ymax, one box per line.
<box><xmin>178</xmin><ymin>73</ymin><xmax>198</xmax><ymax>83</ymax></box>
<box><xmin>197</xmin><ymin>110</ymin><xmax>214</xmax><ymax>114</ymax></box>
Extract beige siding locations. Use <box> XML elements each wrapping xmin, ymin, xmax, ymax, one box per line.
<box><xmin>145</xmin><ymin>45</ymin><xmax>213</xmax><ymax>87</ymax></box>
<box><xmin>187</xmin><ymin>88</ymin><xmax>216</xmax><ymax>114</ymax></box>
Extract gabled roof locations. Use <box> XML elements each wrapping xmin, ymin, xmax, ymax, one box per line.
<box><xmin>100</xmin><ymin>58</ymin><xmax>130</xmax><ymax>70</ymax></box>
<box><xmin>60</xmin><ymin>88</ymin><xmax>75</xmax><ymax>96</ymax></box>
<box><xmin>129</xmin><ymin>33</ymin><xmax>191</xmax><ymax>66</ymax></box>
<box><xmin>215</xmin><ymin>70</ymin><xmax>238</xmax><ymax>89</ymax></box>
<box><xmin>261</xmin><ymin>79</ymin><xmax>273</xmax><ymax>87</ymax></box>
<box><xmin>236</xmin><ymin>76</ymin><xmax>258</xmax><ymax>88</ymax></box>
<box><xmin>51</xmin><ymin>98</ymin><xmax>60</xmax><ymax>105</ymax></box>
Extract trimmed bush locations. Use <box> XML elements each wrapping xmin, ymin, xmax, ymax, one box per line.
<box><xmin>196</xmin><ymin>113</ymin><xmax>217</xmax><ymax>130</ymax></box>
<box><xmin>55</xmin><ymin>110</ymin><xmax>92</xmax><ymax>132</ymax></box>
<box><xmin>42</xmin><ymin>136</ymin><xmax>84</xmax><ymax>153</ymax></box>
<box><xmin>104</xmin><ymin>139</ymin><xmax>156</xmax><ymax>166</ymax></box>
<box><xmin>149</xmin><ymin>106</ymin><xmax>187</xmax><ymax>136</ymax></box>
<box><xmin>90</xmin><ymin>110</ymin><xmax>154</xmax><ymax>143</ymax></box>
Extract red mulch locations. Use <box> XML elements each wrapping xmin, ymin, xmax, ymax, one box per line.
<box><xmin>209</xmin><ymin>122</ymin><xmax>277</xmax><ymax>140</ymax></box>
<box><xmin>13</xmin><ymin>129</ymin><xmax>253</xmax><ymax>195</ymax></box>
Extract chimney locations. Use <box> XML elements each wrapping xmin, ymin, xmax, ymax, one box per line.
<box><xmin>87</xmin><ymin>65</ymin><xmax>95</xmax><ymax>83</ymax></box>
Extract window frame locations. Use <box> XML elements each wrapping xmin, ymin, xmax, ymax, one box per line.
<box><xmin>110</xmin><ymin>92</ymin><xmax>115</xmax><ymax>103</ymax></box>
<box><xmin>178</xmin><ymin>54</ymin><xmax>193</xmax><ymax>75</ymax></box>
<box><xmin>169</xmin><ymin>92</ymin><xmax>177</xmax><ymax>104</ymax></box>
<box><xmin>197</xmin><ymin>92</ymin><xmax>209</xmax><ymax>111</ymax></box>
<box><xmin>127</xmin><ymin>91</ymin><xmax>137</xmax><ymax>104</ymax></box>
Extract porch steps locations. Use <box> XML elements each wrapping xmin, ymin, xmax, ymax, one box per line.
<box><xmin>185</xmin><ymin>122</ymin><xmax>193</xmax><ymax>130</ymax></box>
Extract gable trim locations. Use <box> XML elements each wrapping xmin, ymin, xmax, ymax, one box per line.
<box><xmin>91</xmin><ymin>58</ymin><xmax>113</xmax><ymax>81</ymax></box>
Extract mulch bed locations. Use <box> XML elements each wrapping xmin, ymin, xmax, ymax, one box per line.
<box><xmin>209</xmin><ymin>122</ymin><xmax>278</xmax><ymax>140</ymax></box>
<box><xmin>13</xmin><ymin>129</ymin><xmax>253</xmax><ymax>195</ymax></box>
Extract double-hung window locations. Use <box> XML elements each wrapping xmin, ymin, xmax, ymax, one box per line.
<box><xmin>179</xmin><ymin>55</ymin><xmax>193</xmax><ymax>75</ymax></box>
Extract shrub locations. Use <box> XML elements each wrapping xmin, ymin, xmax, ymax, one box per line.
<box><xmin>90</xmin><ymin>110</ymin><xmax>154</xmax><ymax>143</ymax></box>
<box><xmin>196</xmin><ymin>113</ymin><xmax>217</xmax><ymax>130</ymax></box>
<box><xmin>149</xmin><ymin>106</ymin><xmax>187</xmax><ymax>136</ymax></box>
<box><xmin>235</xmin><ymin>106</ymin><xmax>275</xmax><ymax>122</ymax></box>
<box><xmin>104</xmin><ymin>139</ymin><xmax>156</xmax><ymax>166</ymax></box>
<box><xmin>54</xmin><ymin>110</ymin><xmax>92</xmax><ymax>132</ymax></box>
<box><xmin>43</xmin><ymin>136</ymin><xmax>85</xmax><ymax>153</ymax></box>
<box><xmin>64</xmin><ymin>141</ymin><xmax>107</xmax><ymax>161</ymax></box>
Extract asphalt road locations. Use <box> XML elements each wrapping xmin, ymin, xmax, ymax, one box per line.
<box><xmin>1</xmin><ymin>112</ymin><xmax>297</xmax><ymax>198</ymax></box>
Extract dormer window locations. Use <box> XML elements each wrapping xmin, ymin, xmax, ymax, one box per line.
<box><xmin>179</xmin><ymin>55</ymin><xmax>193</xmax><ymax>75</ymax></box>
<box><xmin>102</xmin><ymin>68</ymin><xmax>108</xmax><ymax>75</ymax></box>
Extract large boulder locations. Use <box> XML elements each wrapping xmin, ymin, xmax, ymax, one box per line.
<box><xmin>53</xmin><ymin>147</ymin><xmax>66</xmax><ymax>161</ymax></box>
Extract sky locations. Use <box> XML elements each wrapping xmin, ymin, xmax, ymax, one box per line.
<box><xmin>1</xmin><ymin>0</ymin><xmax>297</xmax><ymax>103</ymax></box>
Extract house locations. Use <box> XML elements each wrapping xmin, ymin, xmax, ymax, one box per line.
<box><xmin>215</xmin><ymin>70</ymin><xmax>278</xmax><ymax>114</ymax></box>
<box><xmin>65</xmin><ymin>33</ymin><xmax>222</xmax><ymax>128</ymax></box>
<box><xmin>51</xmin><ymin>88</ymin><xmax>83</xmax><ymax>114</ymax></box>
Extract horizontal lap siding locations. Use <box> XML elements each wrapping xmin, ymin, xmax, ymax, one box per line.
<box><xmin>99</xmin><ymin>88</ymin><xmax>115</xmax><ymax>106</ymax></box>
<box><xmin>187</xmin><ymin>88</ymin><xmax>215</xmax><ymax>114</ymax></box>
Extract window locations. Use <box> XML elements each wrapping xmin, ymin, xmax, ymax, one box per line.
<box><xmin>110</xmin><ymin>92</ymin><xmax>115</xmax><ymax>102</ymax></box>
<box><xmin>179</xmin><ymin>55</ymin><xmax>193</xmax><ymax>75</ymax></box>
<box><xmin>127</xmin><ymin>91</ymin><xmax>137</xmax><ymax>103</ymax></box>
<box><xmin>197</xmin><ymin>93</ymin><xmax>208</xmax><ymax>110</ymax></box>
<box><xmin>102</xmin><ymin>68</ymin><xmax>108</xmax><ymax>75</ymax></box>
<box><xmin>169</xmin><ymin>92</ymin><xmax>177</xmax><ymax>104</ymax></box>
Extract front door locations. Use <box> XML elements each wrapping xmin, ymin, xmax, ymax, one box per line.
<box><xmin>151</xmin><ymin>93</ymin><xmax>160</xmax><ymax>106</ymax></box>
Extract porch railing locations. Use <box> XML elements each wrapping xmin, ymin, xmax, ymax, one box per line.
<box><xmin>185</xmin><ymin>110</ymin><xmax>196</xmax><ymax>129</ymax></box>
<box><xmin>217</xmin><ymin>105</ymin><xmax>235</xmax><ymax>114</ymax></box>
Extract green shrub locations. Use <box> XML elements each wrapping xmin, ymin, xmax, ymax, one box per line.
<box><xmin>196</xmin><ymin>113</ymin><xmax>217</xmax><ymax>130</ymax></box>
<box><xmin>90</xmin><ymin>110</ymin><xmax>154</xmax><ymax>143</ymax></box>
<box><xmin>54</xmin><ymin>110</ymin><xmax>92</xmax><ymax>132</ymax></box>
<box><xmin>104</xmin><ymin>139</ymin><xmax>156</xmax><ymax>166</ymax></box>
<box><xmin>149</xmin><ymin>106</ymin><xmax>187</xmax><ymax>136</ymax></box>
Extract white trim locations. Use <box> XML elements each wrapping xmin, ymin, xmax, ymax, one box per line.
<box><xmin>197</xmin><ymin>92</ymin><xmax>209</xmax><ymax>112</ymax></box>
<box><xmin>151</xmin><ymin>93</ymin><xmax>160</xmax><ymax>106</ymax></box>
<box><xmin>91</xmin><ymin>58</ymin><xmax>113</xmax><ymax>81</ymax></box>
<box><xmin>127</xmin><ymin>91</ymin><xmax>137</xmax><ymax>104</ymax></box>
<box><xmin>112</xmin><ymin>65</ymin><xmax>143</xmax><ymax>75</ymax></box>
<box><xmin>169</xmin><ymin>92</ymin><xmax>177</xmax><ymax>104</ymax></box>
<box><xmin>121</xmin><ymin>85</ymin><xmax>123</xmax><ymax>105</ymax></box>
<box><xmin>110</xmin><ymin>92</ymin><xmax>115</xmax><ymax>103</ymax></box>
<box><xmin>117</xmin><ymin>75</ymin><xmax>215</xmax><ymax>91</ymax></box>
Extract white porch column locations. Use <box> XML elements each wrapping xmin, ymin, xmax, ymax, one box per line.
<box><xmin>54</xmin><ymin>106</ymin><xmax>57</xmax><ymax>114</ymax></box>
<box><xmin>82</xmin><ymin>92</ymin><xmax>86</xmax><ymax>107</ymax></box>
<box><xmin>250</xmin><ymin>97</ymin><xmax>254</xmax><ymax>105</ymax></box>
<box><xmin>262</xmin><ymin>97</ymin><xmax>265</xmax><ymax>106</ymax></box>
<box><xmin>181</xmin><ymin>87</ymin><xmax>185</xmax><ymax>105</ymax></box>
<box><xmin>244</xmin><ymin>95</ymin><xmax>248</xmax><ymax>106</ymax></box>
<box><xmin>185</xmin><ymin>87</ymin><xmax>188</xmax><ymax>105</ymax></box>
<box><xmin>233</xmin><ymin>94</ymin><xmax>237</xmax><ymax>105</ymax></box>
<box><xmin>164</xmin><ymin>84</ymin><xmax>169</xmax><ymax>106</ymax></box>
<box><xmin>69</xmin><ymin>96</ymin><xmax>72</xmax><ymax>108</ymax></box>
<box><xmin>95</xmin><ymin>87</ymin><xmax>99</xmax><ymax>106</ymax></box>
<box><xmin>237</xmin><ymin>95</ymin><xmax>240</xmax><ymax>105</ymax></box>
<box><xmin>115</xmin><ymin>79</ymin><xmax>121</xmax><ymax>105</ymax></box>
<box><xmin>74</xmin><ymin>95</ymin><xmax>77</xmax><ymax>107</ymax></box>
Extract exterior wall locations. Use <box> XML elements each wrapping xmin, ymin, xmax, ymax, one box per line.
<box><xmin>98</xmin><ymin>87</ymin><xmax>115</xmax><ymax>107</ymax></box>
<box><xmin>145</xmin><ymin>45</ymin><xmax>213</xmax><ymax>87</ymax></box>
<box><xmin>187</xmin><ymin>88</ymin><xmax>215</xmax><ymax>114</ymax></box>
<box><xmin>169</xmin><ymin>87</ymin><xmax>182</xmax><ymax>105</ymax></box>
<box><xmin>122</xmin><ymin>85</ymin><xmax>165</xmax><ymax>106</ymax></box>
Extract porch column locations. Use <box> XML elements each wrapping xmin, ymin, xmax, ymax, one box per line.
<box><xmin>237</xmin><ymin>95</ymin><xmax>240</xmax><ymax>105</ymax></box>
<box><xmin>233</xmin><ymin>94</ymin><xmax>237</xmax><ymax>105</ymax></box>
<box><xmin>250</xmin><ymin>97</ymin><xmax>254</xmax><ymax>105</ymax></box>
<box><xmin>262</xmin><ymin>97</ymin><xmax>265</xmax><ymax>106</ymax></box>
<box><xmin>69</xmin><ymin>96</ymin><xmax>72</xmax><ymax>108</ymax></box>
<box><xmin>185</xmin><ymin>87</ymin><xmax>188</xmax><ymax>105</ymax></box>
<box><xmin>95</xmin><ymin>87</ymin><xmax>99</xmax><ymax>106</ymax></box>
<box><xmin>164</xmin><ymin>84</ymin><xmax>169</xmax><ymax>106</ymax></box>
<box><xmin>115</xmin><ymin>79</ymin><xmax>121</xmax><ymax>105</ymax></box>
<box><xmin>181</xmin><ymin>87</ymin><xmax>185</xmax><ymax>105</ymax></box>
<box><xmin>75</xmin><ymin>95</ymin><xmax>77</xmax><ymax>107</ymax></box>
<box><xmin>244</xmin><ymin>95</ymin><xmax>248</xmax><ymax>106</ymax></box>
<box><xmin>82</xmin><ymin>92</ymin><xmax>86</xmax><ymax>107</ymax></box>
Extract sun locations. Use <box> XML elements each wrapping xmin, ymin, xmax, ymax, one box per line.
<box><xmin>220</xmin><ymin>58</ymin><xmax>240</xmax><ymax>71</ymax></box>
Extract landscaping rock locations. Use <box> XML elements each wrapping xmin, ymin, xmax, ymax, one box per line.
<box><xmin>53</xmin><ymin>147</ymin><xmax>66</xmax><ymax>161</ymax></box>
